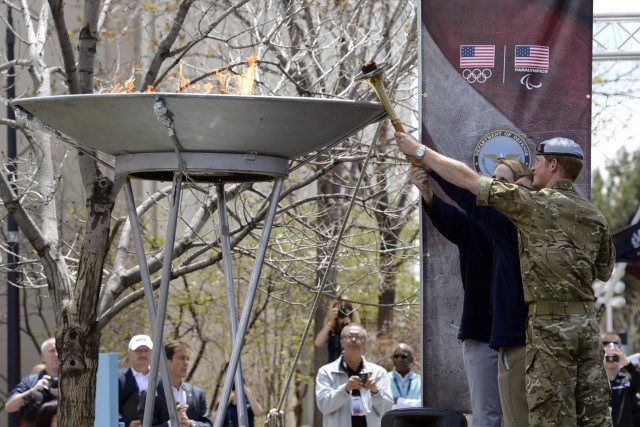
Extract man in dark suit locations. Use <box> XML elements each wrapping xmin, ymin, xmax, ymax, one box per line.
<box><xmin>119</xmin><ymin>334</ymin><xmax>153</xmax><ymax>427</ymax></box>
<box><xmin>138</xmin><ymin>341</ymin><xmax>212</xmax><ymax>426</ymax></box>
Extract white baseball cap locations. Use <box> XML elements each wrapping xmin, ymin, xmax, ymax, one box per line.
<box><xmin>128</xmin><ymin>334</ymin><xmax>153</xmax><ymax>351</ymax></box>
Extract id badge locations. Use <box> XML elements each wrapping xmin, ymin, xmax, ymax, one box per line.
<box><xmin>351</xmin><ymin>395</ymin><xmax>365</xmax><ymax>416</ymax></box>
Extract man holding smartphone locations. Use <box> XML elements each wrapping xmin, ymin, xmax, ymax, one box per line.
<box><xmin>602</xmin><ymin>332</ymin><xmax>640</xmax><ymax>427</ymax></box>
<box><xmin>316</xmin><ymin>324</ymin><xmax>393</xmax><ymax>427</ymax></box>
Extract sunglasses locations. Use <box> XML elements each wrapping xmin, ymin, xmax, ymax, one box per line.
<box><xmin>393</xmin><ymin>354</ymin><xmax>409</xmax><ymax>359</ymax></box>
<box><xmin>602</xmin><ymin>341</ymin><xmax>620</xmax><ymax>347</ymax></box>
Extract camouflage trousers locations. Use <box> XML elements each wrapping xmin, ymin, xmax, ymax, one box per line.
<box><xmin>525</xmin><ymin>311</ymin><xmax>612</xmax><ymax>426</ymax></box>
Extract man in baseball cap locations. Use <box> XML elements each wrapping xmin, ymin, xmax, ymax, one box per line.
<box><xmin>128</xmin><ymin>335</ymin><xmax>154</xmax><ymax>351</ymax></box>
<box><xmin>119</xmin><ymin>335</ymin><xmax>153</xmax><ymax>426</ymax></box>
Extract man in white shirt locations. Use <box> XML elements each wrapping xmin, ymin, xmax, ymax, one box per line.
<box><xmin>387</xmin><ymin>343</ymin><xmax>422</xmax><ymax>409</ymax></box>
<box><xmin>138</xmin><ymin>341</ymin><xmax>212</xmax><ymax>426</ymax></box>
<box><xmin>118</xmin><ymin>334</ymin><xmax>153</xmax><ymax>427</ymax></box>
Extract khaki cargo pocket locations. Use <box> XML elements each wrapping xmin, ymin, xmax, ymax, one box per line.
<box><xmin>525</xmin><ymin>348</ymin><xmax>558</xmax><ymax>415</ymax></box>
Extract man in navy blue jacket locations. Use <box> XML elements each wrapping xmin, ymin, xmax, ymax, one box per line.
<box><xmin>138</xmin><ymin>341</ymin><xmax>212</xmax><ymax>426</ymax></box>
<box><xmin>413</xmin><ymin>161</ymin><xmax>532</xmax><ymax>427</ymax></box>
<box><xmin>413</xmin><ymin>167</ymin><xmax>500</xmax><ymax>427</ymax></box>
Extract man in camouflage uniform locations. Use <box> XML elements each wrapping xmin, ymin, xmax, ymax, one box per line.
<box><xmin>395</xmin><ymin>133</ymin><xmax>615</xmax><ymax>426</ymax></box>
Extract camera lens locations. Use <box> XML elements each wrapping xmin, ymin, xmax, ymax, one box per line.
<box><xmin>337</xmin><ymin>305</ymin><xmax>348</xmax><ymax>319</ymax></box>
<box><xmin>605</xmin><ymin>355</ymin><xmax>619</xmax><ymax>362</ymax></box>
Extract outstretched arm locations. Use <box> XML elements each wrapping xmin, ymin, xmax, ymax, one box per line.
<box><xmin>395</xmin><ymin>132</ymin><xmax>481</xmax><ymax>194</ymax></box>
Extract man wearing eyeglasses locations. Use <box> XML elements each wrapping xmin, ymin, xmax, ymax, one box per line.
<box><xmin>395</xmin><ymin>133</ymin><xmax>615</xmax><ymax>427</ymax></box>
<box><xmin>387</xmin><ymin>343</ymin><xmax>421</xmax><ymax>410</ymax></box>
<box><xmin>316</xmin><ymin>324</ymin><xmax>393</xmax><ymax>427</ymax></box>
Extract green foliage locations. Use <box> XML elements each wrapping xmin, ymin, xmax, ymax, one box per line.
<box><xmin>592</xmin><ymin>147</ymin><xmax>640</xmax><ymax>305</ymax></box>
<box><xmin>592</xmin><ymin>147</ymin><xmax>640</xmax><ymax>232</ymax></box>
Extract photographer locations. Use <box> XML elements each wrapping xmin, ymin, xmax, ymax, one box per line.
<box><xmin>6</xmin><ymin>338</ymin><xmax>59</xmax><ymax>427</ymax></box>
<box><xmin>316</xmin><ymin>325</ymin><xmax>393</xmax><ymax>427</ymax></box>
<box><xmin>602</xmin><ymin>333</ymin><xmax>640</xmax><ymax>427</ymax></box>
<box><xmin>315</xmin><ymin>301</ymin><xmax>361</xmax><ymax>363</ymax></box>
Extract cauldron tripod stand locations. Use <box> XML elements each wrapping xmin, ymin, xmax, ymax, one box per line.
<box><xmin>12</xmin><ymin>93</ymin><xmax>385</xmax><ymax>427</ymax></box>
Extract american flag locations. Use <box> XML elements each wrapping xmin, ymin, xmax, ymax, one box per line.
<box><xmin>515</xmin><ymin>45</ymin><xmax>549</xmax><ymax>69</ymax></box>
<box><xmin>460</xmin><ymin>45</ymin><xmax>495</xmax><ymax>68</ymax></box>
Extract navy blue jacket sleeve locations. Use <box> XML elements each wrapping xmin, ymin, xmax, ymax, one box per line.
<box><xmin>430</xmin><ymin>171</ymin><xmax>511</xmax><ymax>240</ymax></box>
<box><xmin>187</xmin><ymin>385</ymin><xmax>213</xmax><ymax>426</ymax></box>
<box><xmin>423</xmin><ymin>193</ymin><xmax>469</xmax><ymax>246</ymax></box>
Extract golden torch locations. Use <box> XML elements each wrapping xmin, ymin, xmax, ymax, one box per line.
<box><xmin>354</xmin><ymin>61</ymin><xmax>405</xmax><ymax>133</ymax></box>
<box><xmin>355</xmin><ymin>61</ymin><xmax>421</xmax><ymax>165</ymax></box>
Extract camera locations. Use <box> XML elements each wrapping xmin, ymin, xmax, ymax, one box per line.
<box><xmin>605</xmin><ymin>355</ymin><xmax>619</xmax><ymax>363</ymax></box>
<box><xmin>47</xmin><ymin>377</ymin><xmax>59</xmax><ymax>389</ymax></box>
<box><xmin>358</xmin><ymin>371</ymin><xmax>370</xmax><ymax>386</ymax></box>
<box><xmin>337</xmin><ymin>305</ymin><xmax>349</xmax><ymax>319</ymax></box>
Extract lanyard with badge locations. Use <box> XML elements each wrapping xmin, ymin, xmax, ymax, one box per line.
<box><xmin>392</xmin><ymin>374</ymin><xmax>413</xmax><ymax>398</ymax></box>
<box><xmin>342</xmin><ymin>357</ymin><xmax>366</xmax><ymax>416</ymax></box>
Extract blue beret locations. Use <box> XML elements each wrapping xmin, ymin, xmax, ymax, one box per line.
<box><xmin>535</xmin><ymin>137</ymin><xmax>584</xmax><ymax>160</ymax></box>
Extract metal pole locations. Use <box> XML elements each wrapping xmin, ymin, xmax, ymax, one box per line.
<box><xmin>214</xmin><ymin>178</ymin><xmax>283</xmax><ymax>427</ymax></box>
<box><xmin>5</xmin><ymin>6</ymin><xmax>21</xmax><ymax>427</ymax></box>
<box><xmin>215</xmin><ymin>184</ymin><xmax>248</xmax><ymax>427</ymax></box>
<box><xmin>143</xmin><ymin>173</ymin><xmax>183</xmax><ymax>427</ymax></box>
<box><xmin>123</xmin><ymin>179</ymin><xmax>174</xmax><ymax>425</ymax></box>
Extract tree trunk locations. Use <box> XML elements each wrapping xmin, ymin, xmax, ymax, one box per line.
<box><xmin>57</xmin><ymin>329</ymin><xmax>101</xmax><ymax>425</ymax></box>
<box><xmin>57</xmin><ymin>176</ymin><xmax>116</xmax><ymax>425</ymax></box>
<box><xmin>313</xmin><ymin>173</ymin><xmax>341</xmax><ymax>427</ymax></box>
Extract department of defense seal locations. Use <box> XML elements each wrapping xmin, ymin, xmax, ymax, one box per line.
<box><xmin>473</xmin><ymin>130</ymin><xmax>531</xmax><ymax>176</ymax></box>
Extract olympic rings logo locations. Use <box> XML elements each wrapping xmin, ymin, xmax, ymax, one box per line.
<box><xmin>462</xmin><ymin>68</ymin><xmax>492</xmax><ymax>84</ymax></box>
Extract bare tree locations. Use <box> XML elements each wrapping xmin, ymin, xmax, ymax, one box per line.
<box><xmin>1</xmin><ymin>0</ymin><xmax>418</xmax><ymax>425</ymax></box>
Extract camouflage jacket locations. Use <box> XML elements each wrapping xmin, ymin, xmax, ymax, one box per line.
<box><xmin>477</xmin><ymin>177</ymin><xmax>615</xmax><ymax>303</ymax></box>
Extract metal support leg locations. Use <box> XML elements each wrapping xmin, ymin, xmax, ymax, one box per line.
<box><xmin>123</xmin><ymin>179</ymin><xmax>176</xmax><ymax>427</ymax></box>
<box><xmin>143</xmin><ymin>173</ymin><xmax>183</xmax><ymax>427</ymax></box>
<box><xmin>214</xmin><ymin>178</ymin><xmax>284</xmax><ymax>427</ymax></box>
<box><xmin>215</xmin><ymin>183</ymin><xmax>248</xmax><ymax>427</ymax></box>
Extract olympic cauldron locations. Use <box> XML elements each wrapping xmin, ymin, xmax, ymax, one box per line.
<box><xmin>11</xmin><ymin>92</ymin><xmax>386</xmax><ymax>427</ymax></box>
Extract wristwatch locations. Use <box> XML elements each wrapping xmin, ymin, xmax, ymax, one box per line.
<box><xmin>415</xmin><ymin>145</ymin><xmax>426</xmax><ymax>160</ymax></box>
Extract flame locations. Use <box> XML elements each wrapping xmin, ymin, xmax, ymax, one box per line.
<box><xmin>215</xmin><ymin>56</ymin><xmax>258</xmax><ymax>95</ymax></box>
<box><xmin>239</xmin><ymin>55</ymin><xmax>258</xmax><ymax>95</ymax></box>
<box><xmin>103</xmin><ymin>76</ymin><xmax>142</xmax><ymax>93</ymax></box>
<box><xmin>102</xmin><ymin>71</ymin><xmax>156</xmax><ymax>94</ymax></box>
<box><xmin>102</xmin><ymin>56</ymin><xmax>258</xmax><ymax>95</ymax></box>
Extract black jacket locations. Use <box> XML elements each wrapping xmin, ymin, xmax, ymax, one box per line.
<box><xmin>423</xmin><ymin>192</ymin><xmax>493</xmax><ymax>342</ymax></box>
<box><xmin>118</xmin><ymin>367</ymin><xmax>142</xmax><ymax>427</ymax></box>
<box><xmin>610</xmin><ymin>363</ymin><xmax>640</xmax><ymax>427</ymax></box>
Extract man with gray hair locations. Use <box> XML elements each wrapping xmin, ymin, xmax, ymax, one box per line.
<box><xmin>119</xmin><ymin>334</ymin><xmax>153</xmax><ymax>427</ymax></box>
<box><xmin>5</xmin><ymin>337</ymin><xmax>59</xmax><ymax>427</ymax></box>
<box><xmin>316</xmin><ymin>324</ymin><xmax>393</xmax><ymax>427</ymax></box>
<box><xmin>395</xmin><ymin>133</ymin><xmax>615</xmax><ymax>426</ymax></box>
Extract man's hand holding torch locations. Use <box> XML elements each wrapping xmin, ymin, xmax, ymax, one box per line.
<box><xmin>394</xmin><ymin>131</ymin><xmax>427</xmax><ymax>166</ymax></box>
